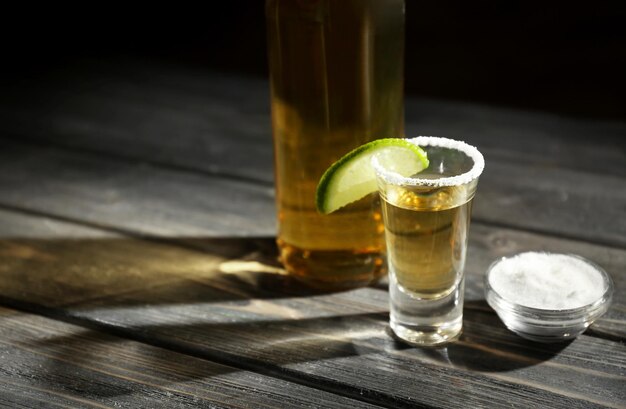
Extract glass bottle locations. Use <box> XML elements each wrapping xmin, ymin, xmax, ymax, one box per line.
<box><xmin>266</xmin><ymin>0</ymin><xmax>405</xmax><ymax>289</ymax></box>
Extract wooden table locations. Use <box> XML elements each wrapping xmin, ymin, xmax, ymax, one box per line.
<box><xmin>0</xmin><ymin>59</ymin><xmax>624</xmax><ymax>408</ymax></box>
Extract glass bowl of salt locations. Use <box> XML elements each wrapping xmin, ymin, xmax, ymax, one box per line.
<box><xmin>485</xmin><ymin>252</ymin><xmax>613</xmax><ymax>343</ymax></box>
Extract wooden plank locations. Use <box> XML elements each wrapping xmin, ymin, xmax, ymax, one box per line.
<box><xmin>1</xmin><ymin>60</ymin><xmax>625</xmax><ymax>247</ymax></box>
<box><xmin>0</xmin><ymin>208</ymin><xmax>261</xmax><ymax>307</ymax></box>
<box><xmin>0</xmin><ymin>63</ymin><xmax>274</xmax><ymax>184</ymax></box>
<box><xmin>0</xmin><ymin>306</ymin><xmax>382</xmax><ymax>409</ymax></box>
<box><xmin>0</xmin><ymin>141</ymin><xmax>623</xmax><ymax>334</ymax></box>
<box><xmin>60</xmin><ymin>285</ymin><xmax>626</xmax><ymax>409</ymax></box>
<box><xmin>1</xmin><ymin>59</ymin><xmax>624</xmax><ymax>407</ymax></box>
<box><xmin>0</xmin><ymin>140</ymin><xmax>276</xmax><ymax>237</ymax></box>
<box><xmin>3</xmin><ymin>66</ymin><xmax>626</xmax><ymax>247</ymax></box>
<box><xmin>4</xmin><ymin>266</ymin><xmax>624</xmax><ymax>408</ymax></box>
<box><xmin>0</xmin><ymin>133</ymin><xmax>625</xmax><ymax>255</ymax></box>
<box><xmin>0</xmin><ymin>207</ymin><xmax>114</xmax><ymax>240</ymax></box>
<box><xmin>33</xmin><ymin>305</ymin><xmax>626</xmax><ymax>409</ymax></box>
<box><xmin>472</xmin><ymin>161</ymin><xmax>626</xmax><ymax>248</ymax></box>
<box><xmin>1</xmin><ymin>60</ymin><xmax>624</xmax><ymax>183</ymax></box>
<box><xmin>0</xmin><ymin>209</ymin><xmax>623</xmax><ymax>408</ymax></box>
<box><xmin>405</xmin><ymin>99</ymin><xmax>626</xmax><ymax>178</ymax></box>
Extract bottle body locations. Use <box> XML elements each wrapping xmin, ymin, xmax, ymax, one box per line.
<box><xmin>266</xmin><ymin>0</ymin><xmax>405</xmax><ymax>289</ymax></box>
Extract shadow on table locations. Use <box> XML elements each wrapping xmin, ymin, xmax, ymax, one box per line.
<box><xmin>27</xmin><ymin>328</ymin><xmax>236</xmax><ymax>399</ymax></box>
<box><xmin>25</xmin><ymin>310</ymin><xmax>388</xmax><ymax>399</ymax></box>
<box><xmin>0</xmin><ymin>235</ymin><xmax>338</xmax><ymax>310</ymax></box>
<box><xmin>0</xmin><ymin>234</ymin><xmax>392</xmax><ymax>397</ymax></box>
<box><xmin>0</xmin><ymin>233</ymin><xmax>578</xmax><ymax>396</ymax></box>
<box><xmin>417</xmin><ymin>303</ymin><xmax>572</xmax><ymax>372</ymax></box>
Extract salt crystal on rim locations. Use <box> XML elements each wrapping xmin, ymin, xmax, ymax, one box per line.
<box><xmin>372</xmin><ymin>136</ymin><xmax>485</xmax><ymax>187</ymax></box>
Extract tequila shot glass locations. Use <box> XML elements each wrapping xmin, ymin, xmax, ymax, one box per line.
<box><xmin>374</xmin><ymin>136</ymin><xmax>484</xmax><ymax>346</ymax></box>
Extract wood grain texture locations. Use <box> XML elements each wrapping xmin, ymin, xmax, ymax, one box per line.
<box><xmin>0</xmin><ymin>139</ymin><xmax>275</xmax><ymax>237</ymax></box>
<box><xmin>8</xmin><ymin>275</ymin><xmax>626</xmax><ymax>409</ymax></box>
<box><xmin>0</xmin><ymin>209</ymin><xmax>623</xmax><ymax>409</ymax></box>
<box><xmin>1</xmin><ymin>131</ymin><xmax>626</xmax><ymax>250</ymax></box>
<box><xmin>0</xmin><ymin>139</ymin><xmax>623</xmax><ymax>332</ymax></box>
<box><xmin>1</xmin><ymin>63</ymin><xmax>625</xmax><ymax>247</ymax></box>
<box><xmin>0</xmin><ymin>207</ymin><xmax>623</xmax><ymax>337</ymax></box>
<box><xmin>2</xmin><ymin>60</ymin><xmax>624</xmax><ymax>175</ymax></box>
<box><xmin>0</xmin><ymin>61</ymin><xmax>274</xmax><ymax>184</ymax></box>
<box><xmin>472</xmin><ymin>161</ymin><xmax>626</xmax><ymax>248</ymax></box>
<box><xmin>1</xmin><ymin>59</ymin><xmax>624</xmax><ymax>180</ymax></box>
<box><xmin>0</xmin><ymin>306</ymin><xmax>383</xmax><ymax>409</ymax></box>
<box><xmin>1</xmin><ymin>60</ymin><xmax>625</xmax><ymax>408</ymax></box>
<box><xmin>404</xmin><ymin>99</ymin><xmax>626</xmax><ymax>178</ymax></box>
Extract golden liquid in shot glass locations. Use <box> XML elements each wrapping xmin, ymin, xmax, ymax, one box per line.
<box><xmin>381</xmin><ymin>185</ymin><xmax>471</xmax><ymax>299</ymax></box>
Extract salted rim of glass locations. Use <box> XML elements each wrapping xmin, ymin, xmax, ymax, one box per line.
<box><xmin>372</xmin><ymin>136</ymin><xmax>485</xmax><ymax>187</ymax></box>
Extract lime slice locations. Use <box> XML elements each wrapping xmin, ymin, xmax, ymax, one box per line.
<box><xmin>315</xmin><ymin>138</ymin><xmax>429</xmax><ymax>214</ymax></box>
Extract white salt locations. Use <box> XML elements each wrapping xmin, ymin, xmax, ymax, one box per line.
<box><xmin>374</xmin><ymin>136</ymin><xmax>485</xmax><ymax>188</ymax></box>
<box><xmin>488</xmin><ymin>252</ymin><xmax>606</xmax><ymax>310</ymax></box>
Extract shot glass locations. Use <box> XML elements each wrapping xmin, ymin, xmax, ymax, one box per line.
<box><xmin>374</xmin><ymin>136</ymin><xmax>485</xmax><ymax>346</ymax></box>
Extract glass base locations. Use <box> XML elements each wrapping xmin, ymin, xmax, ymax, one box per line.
<box><xmin>389</xmin><ymin>276</ymin><xmax>465</xmax><ymax>347</ymax></box>
<box><xmin>390</xmin><ymin>317</ymin><xmax>462</xmax><ymax>347</ymax></box>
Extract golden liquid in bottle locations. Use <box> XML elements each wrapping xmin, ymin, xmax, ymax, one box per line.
<box><xmin>266</xmin><ymin>0</ymin><xmax>405</xmax><ymax>289</ymax></box>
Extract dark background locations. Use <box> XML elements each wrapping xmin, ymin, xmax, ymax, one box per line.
<box><xmin>2</xmin><ymin>1</ymin><xmax>625</xmax><ymax>120</ymax></box>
